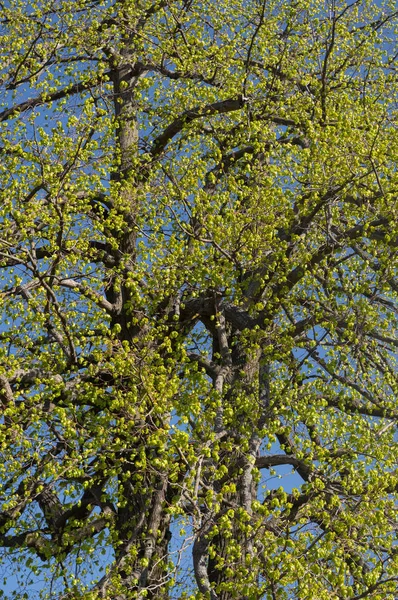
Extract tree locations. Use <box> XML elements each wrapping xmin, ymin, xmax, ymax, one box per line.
<box><xmin>0</xmin><ymin>0</ymin><xmax>397</xmax><ymax>598</ymax></box>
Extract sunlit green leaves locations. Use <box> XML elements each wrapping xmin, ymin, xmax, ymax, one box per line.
<box><xmin>0</xmin><ymin>0</ymin><xmax>397</xmax><ymax>598</ymax></box>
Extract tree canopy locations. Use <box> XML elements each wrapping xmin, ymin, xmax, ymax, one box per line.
<box><xmin>0</xmin><ymin>0</ymin><xmax>397</xmax><ymax>598</ymax></box>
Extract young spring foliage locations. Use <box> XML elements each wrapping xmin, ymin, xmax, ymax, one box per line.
<box><xmin>0</xmin><ymin>0</ymin><xmax>397</xmax><ymax>598</ymax></box>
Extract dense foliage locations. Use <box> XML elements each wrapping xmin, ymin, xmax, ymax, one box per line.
<box><xmin>0</xmin><ymin>0</ymin><xmax>397</xmax><ymax>598</ymax></box>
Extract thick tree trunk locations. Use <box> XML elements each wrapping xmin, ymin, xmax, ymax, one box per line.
<box><xmin>196</xmin><ymin>329</ymin><xmax>267</xmax><ymax>599</ymax></box>
<box><xmin>101</xmin><ymin>33</ymin><xmax>172</xmax><ymax>597</ymax></box>
<box><xmin>110</xmin><ymin>474</ymin><xmax>171</xmax><ymax>599</ymax></box>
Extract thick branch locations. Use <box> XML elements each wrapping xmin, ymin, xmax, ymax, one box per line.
<box><xmin>150</xmin><ymin>96</ymin><xmax>246</xmax><ymax>158</ymax></box>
